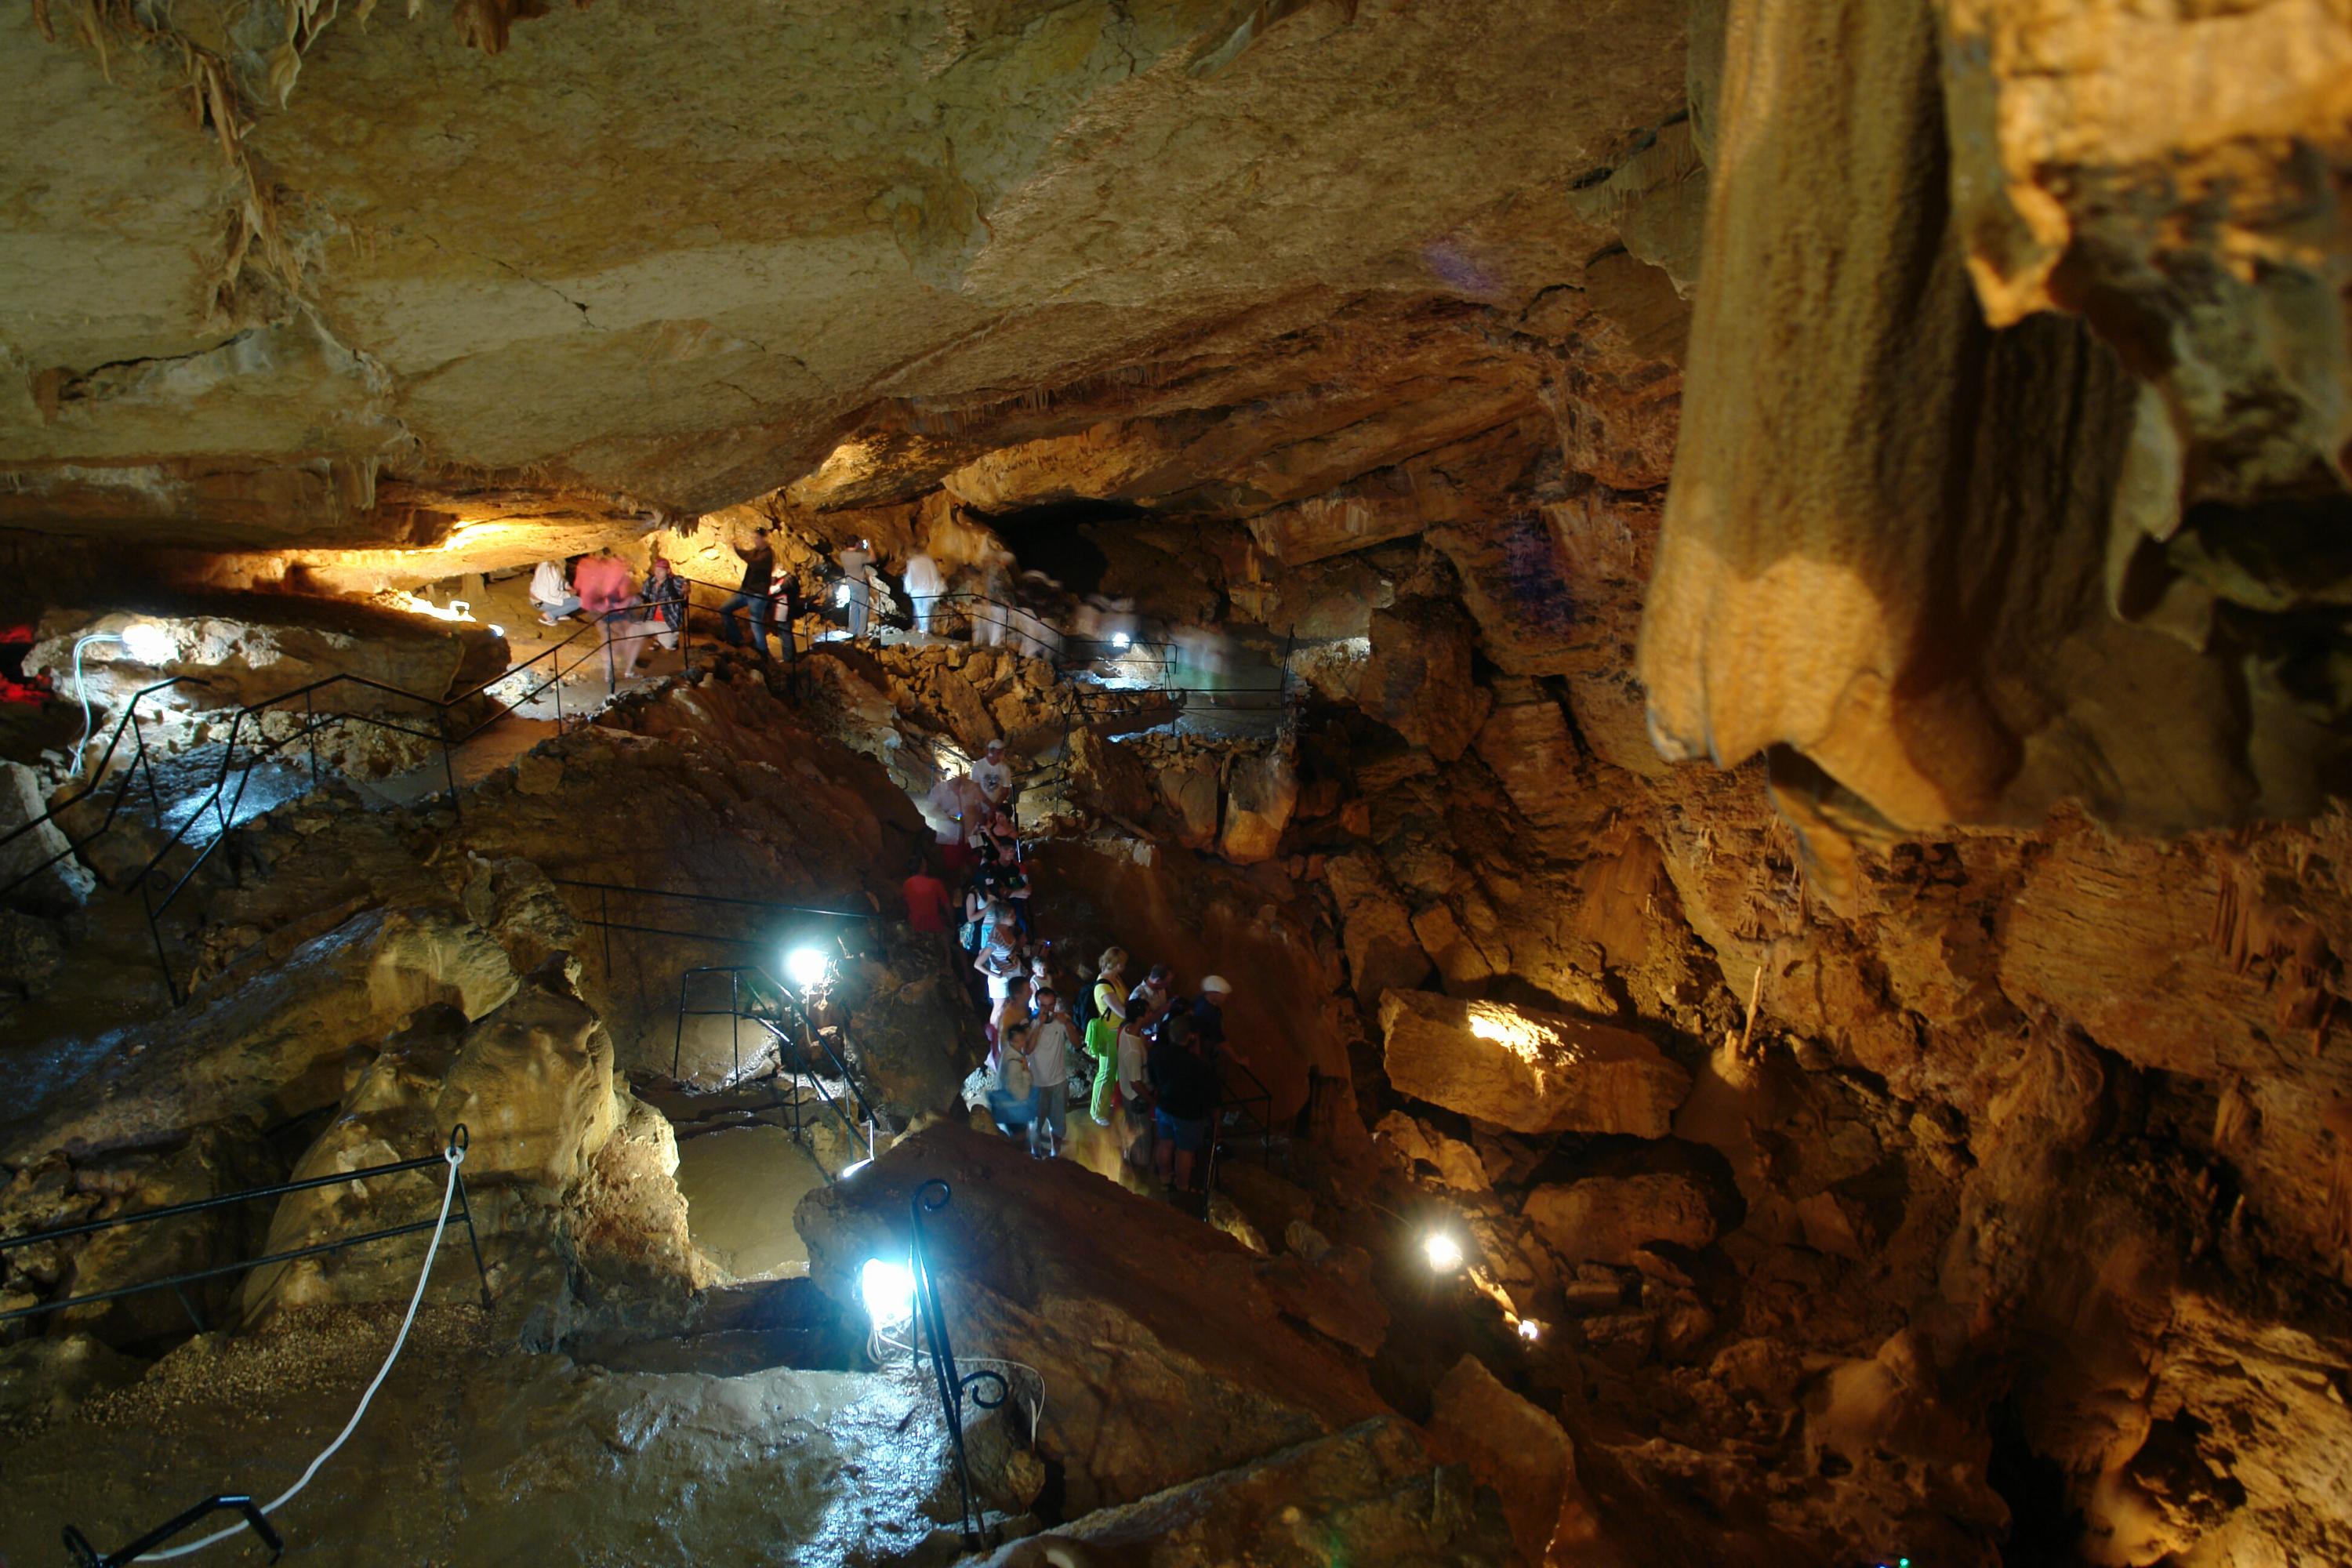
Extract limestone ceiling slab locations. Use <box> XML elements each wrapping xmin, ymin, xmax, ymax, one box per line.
<box><xmin>0</xmin><ymin>0</ymin><xmax>1686</xmax><ymax>543</ymax></box>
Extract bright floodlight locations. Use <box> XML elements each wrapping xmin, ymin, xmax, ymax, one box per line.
<box><xmin>784</xmin><ymin>946</ymin><xmax>829</xmax><ymax>990</ymax></box>
<box><xmin>1111</xmin><ymin>631</ymin><xmax>1131</xmax><ymax>649</ymax></box>
<box><xmin>1422</xmin><ymin>1231</ymin><xmax>1464</xmax><ymax>1273</ymax></box>
<box><xmin>859</xmin><ymin>1258</ymin><xmax>916</xmax><ymax>1330</ymax></box>
<box><xmin>1517</xmin><ymin>1317</ymin><xmax>1542</xmax><ymax>1341</ymax></box>
<box><xmin>118</xmin><ymin>622</ymin><xmax>174</xmax><ymax>664</ymax></box>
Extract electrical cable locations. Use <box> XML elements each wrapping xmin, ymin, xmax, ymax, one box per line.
<box><xmin>874</xmin><ymin>1323</ymin><xmax>1048</xmax><ymax>1447</ymax></box>
<box><xmin>133</xmin><ymin>1139</ymin><xmax>467</xmax><ymax>1562</ymax></box>
<box><xmin>67</xmin><ymin>632</ymin><xmax>118</xmax><ymax>780</ymax></box>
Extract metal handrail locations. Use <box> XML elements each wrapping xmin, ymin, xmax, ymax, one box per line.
<box><xmin>64</xmin><ymin>1494</ymin><xmax>283</xmax><ymax>1568</ymax></box>
<box><xmin>0</xmin><ymin>1123</ymin><xmax>492</xmax><ymax>1326</ymax></box>
<box><xmin>0</xmin><ymin>675</ymin><xmax>209</xmax><ymax>902</ymax></box>
<box><xmin>910</xmin><ymin>1178</ymin><xmax>1008</xmax><ymax>1549</ymax></box>
<box><xmin>121</xmin><ymin>615</ymin><xmax>644</xmax><ymax>1004</ymax></box>
<box><xmin>1203</xmin><ymin>1052</ymin><xmax>1279</xmax><ymax>1200</ymax></box>
<box><xmin>672</xmin><ymin>963</ymin><xmax>879</xmax><ymax>1172</ymax></box>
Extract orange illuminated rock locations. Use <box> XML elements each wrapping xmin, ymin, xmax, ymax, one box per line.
<box><xmin>1378</xmin><ymin>990</ymin><xmax>1690</xmax><ymax>1138</ymax></box>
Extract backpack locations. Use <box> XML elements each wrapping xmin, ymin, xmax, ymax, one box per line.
<box><xmin>1073</xmin><ymin>978</ymin><xmax>1101</xmax><ymax>1034</ymax></box>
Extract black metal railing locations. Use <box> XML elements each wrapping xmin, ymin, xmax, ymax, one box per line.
<box><xmin>0</xmin><ymin>673</ymin><xmax>207</xmax><ymax>901</ymax></box>
<box><xmin>64</xmin><ymin>1494</ymin><xmax>282</xmax><ymax>1568</ymax></box>
<box><xmin>670</xmin><ymin>964</ymin><xmax>879</xmax><ymax>1174</ymax></box>
<box><xmin>909</xmin><ymin>1178</ymin><xmax>1007</xmax><ymax>1549</ymax></box>
<box><xmin>23</xmin><ymin>608</ymin><xmax>742</xmax><ymax>1002</ymax></box>
<box><xmin>1203</xmin><ymin>1054</ymin><xmax>1280</xmax><ymax>1201</ymax></box>
<box><xmin>0</xmin><ymin>1124</ymin><xmax>491</xmax><ymax>1329</ymax></box>
<box><xmin>548</xmin><ymin>875</ymin><xmax>880</xmax><ymax>1010</ymax></box>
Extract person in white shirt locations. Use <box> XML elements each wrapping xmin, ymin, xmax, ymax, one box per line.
<box><xmin>837</xmin><ymin>539</ymin><xmax>873</xmax><ymax>641</ymax></box>
<box><xmin>528</xmin><ymin>559</ymin><xmax>579</xmax><ymax>625</ymax></box>
<box><xmin>1025</xmin><ymin>987</ymin><xmax>1074</xmax><ymax>1157</ymax></box>
<box><xmin>924</xmin><ymin>771</ymin><xmax>984</xmax><ymax>877</ymax></box>
<box><xmin>903</xmin><ymin>551</ymin><xmax>945</xmax><ymax>635</ymax></box>
<box><xmin>971</xmin><ymin>739</ymin><xmax>1012</xmax><ymax>808</ymax></box>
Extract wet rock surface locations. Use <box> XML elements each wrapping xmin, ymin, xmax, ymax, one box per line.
<box><xmin>969</xmin><ymin>1416</ymin><xmax>1510</xmax><ymax>1568</ymax></box>
<box><xmin>797</xmin><ymin>1121</ymin><xmax>1390</xmax><ymax>1515</ymax></box>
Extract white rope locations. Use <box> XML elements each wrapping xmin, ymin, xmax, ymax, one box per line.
<box><xmin>136</xmin><ymin>1141</ymin><xmax>468</xmax><ymax>1562</ymax></box>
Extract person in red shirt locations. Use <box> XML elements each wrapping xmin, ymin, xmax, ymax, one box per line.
<box><xmin>902</xmin><ymin>853</ymin><xmax>955</xmax><ymax>937</ymax></box>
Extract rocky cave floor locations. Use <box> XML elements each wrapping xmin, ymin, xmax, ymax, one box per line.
<box><xmin>0</xmin><ymin>615</ymin><xmax>2341</xmax><ymax>1568</ymax></box>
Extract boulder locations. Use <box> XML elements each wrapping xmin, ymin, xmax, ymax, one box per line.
<box><xmin>1067</xmin><ymin>727</ymin><xmax>1155</xmax><ymax>826</ymax></box>
<box><xmin>56</xmin><ymin>1126</ymin><xmax>279</xmax><ymax>1346</ymax></box>
<box><xmin>242</xmin><ymin>962</ymin><xmax>622</xmax><ymax>1313</ymax></box>
<box><xmin>437</xmin><ymin>962</ymin><xmax>619</xmax><ymax>1190</ymax></box>
<box><xmin>1218</xmin><ymin>745</ymin><xmax>1298</xmax><ymax>865</ymax></box>
<box><xmin>795</xmin><ymin>1120</ymin><xmax>1389</xmax><ymax>1514</ymax></box>
<box><xmin>27</xmin><ymin>601</ymin><xmax>505</xmax><ymax>724</ymax></box>
<box><xmin>1410</xmin><ymin>901</ymin><xmax>1501</xmax><ymax>988</ymax></box>
<box><xmin>840</xmin><ymin>948</ymin><xmax>977</xmax><ymax>1122</ymax></box>
<box><xmin>0</xmin><ymin>906</ymin><xmax>519</xmax><ymax>1165</ymax></box>
<box><xmin>0</xmin><ymin>761</ymin><xmax>93</xmax><ymax>910</ymax></box>
<box><xmin>0</xmin><ymin>908</ymin><xmax>65</xmax><ymax>996</ymax></box>
<box><xmin>1425</xmin><ymin>1354</ymin><xmax>1599</xmax><ymax>1567</ymax></box>
<box><xmin>1328</xmin><ymin>853</ymin><xmax>1432</xmax><ymax>1010</ymax></box>
<box><xmin>1374</xmin><ymin>1111</ymin><xmax>1489</xmax><ymax>1193</ymax></box>
<box><xmin>1471</xmin><ymin>700</ymin><xmax>1584</xmax><ymax>829</ymax></box>
<box><xmin>1156</xmin><ymin>754</ymin><xmax>1222</xmax><ymax>850</ymax></box>
<box><xmin>1356</xmin><ymin>599</ymin><xmax>1490</xmax><ymax>762</ymax></box>
<box><xmin>513</xmin><ymin>751</ymin><xmax>564</xmax><ymax>796</ymax></box>
<box><xmin>1379</xmin><ymin>991</ymin><xmax>1690</xmax><ymax>1137</ymax></box>
<box><xmin>967</xmin><ymin>1417</ymin><xmax>1509</xmax><ymax>1568</ymax></box>
<box><xmin>1522</xmin><ymin>1174</ymin><xmax>1717</xmax><ymax>1266</ymax></box>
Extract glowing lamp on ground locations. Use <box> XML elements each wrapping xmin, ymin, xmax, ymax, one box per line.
<box><xmin>1422</xmin><ymin>1230</ymin><xmax>1465</xmax><ymax>1274</ymax></box>
<box><xmin>833</xmin><ymin>583</ymin><xmax>852</xmax><ymax>607</ymax></box>
<box><xmin>858</xmin><ymin>1258</ymin><xmax>916</xmax><ymax>1331</ymax></box>
<box><xmin>118</xmin><ymin>622</ymin><xmax>175</xmax><ymax>665</ymax></box>
<box><xmin>1516</xmin><ymin>1317</ymin><xmax>1542</xmax><ymax>1342</ymax></box>
<box><xmin>784</xmin><ymin>946</ymin><xmax>829</xmax><ymax>991</ymax></box>
<box><xmin>1111</xmin><ymin>632</ymin><xmax>1131</xmax><ymax>649</ymax></box>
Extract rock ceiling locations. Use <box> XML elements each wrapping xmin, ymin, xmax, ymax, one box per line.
<box><xmin>5</xmin><ymin>0</ymin><xmax>2350</xmax><ymax>848</ymax></box>
<box><xmin>0</xmin><ymin>0</ymin><xmax>1684</xmax><ymax>544</ymax></box>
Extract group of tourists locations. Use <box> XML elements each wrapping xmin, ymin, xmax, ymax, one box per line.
<box><xmin>524</xmin><ymin>529</ymin><xmax>815</xmax><ymax>670</ymax></box>
<box><xmin>521</xmin><ymin>529</ymin><xmax>1149</xmax><ymax>674</ymax></box>
<box><xmin>901</xmin><ymin>748</ymin><xmax>1236</xmax><ymax>1196</ymax></box>
<box><xmin>527</xmin><ymin>546</ymin><xmax>687</xmax><ymax>677</ymax></box>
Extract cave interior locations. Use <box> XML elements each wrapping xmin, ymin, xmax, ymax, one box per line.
<box><xmin>2</xmin><ymin>2</ymin><xmax>2350</xmax><ymax>1566</ymax></box>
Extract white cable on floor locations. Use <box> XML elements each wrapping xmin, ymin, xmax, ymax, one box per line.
<box><xmin>135</xmin><ymin>1140</ymin><xmax>467</xmax><ymax>1562</ymax></box>
<box><xmin>67</xmin><ymin>633</ymin><xmax>111</xmax><ymax>779</ymax></box>
<box><xmin>875</xmin><ymin>1325</ymin><xmax>1049</xmax><ymax>1447</ymax></box>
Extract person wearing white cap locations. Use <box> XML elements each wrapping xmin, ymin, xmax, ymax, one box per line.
<box><xmin>971</xmin><ymin>737</ymin><xmax>1012</xmax><ymax>808</ymax></box>
<box><xmin>1192</xmin><ymin>974</ymin><xmax>1232</xmax><ymax>1057</ymax></box>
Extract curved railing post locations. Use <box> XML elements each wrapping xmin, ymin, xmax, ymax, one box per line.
<box><xmin>910</xmin><ymin>1178</ymin><xmax>1007</xmax><ymax>1548</ymax></box>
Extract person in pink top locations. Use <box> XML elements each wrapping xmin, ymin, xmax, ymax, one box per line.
<box><xmin>573</xmin><ymin>549</ymin><xmax>641</xmax><ymax>677</ymax></box>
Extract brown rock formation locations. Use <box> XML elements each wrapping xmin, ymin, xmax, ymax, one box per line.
<box><xmin>797</xmin><ymin>1120</ymin><xmax>1391</xmax><ymax>1514</ymax></box>
<box><xmin>1379</xmin><ymin>990</ymin><xmax>1692</xmax><ymax>1138</ymax></box>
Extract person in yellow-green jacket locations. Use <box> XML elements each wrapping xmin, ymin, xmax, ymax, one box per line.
<box><xmin>1086</xmin><ymin>946</ymin><xmax>1129</xmax><ymax>1126</ymax></box>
